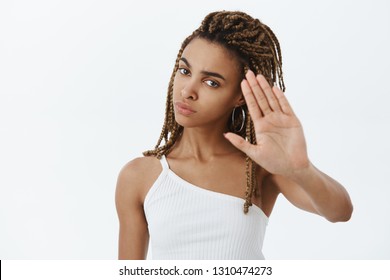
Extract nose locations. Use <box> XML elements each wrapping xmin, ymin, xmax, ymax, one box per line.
<box><xmin>181</xmin><ymin>80</ymin><xmax>198</xmax><ymax>100</ymax></box>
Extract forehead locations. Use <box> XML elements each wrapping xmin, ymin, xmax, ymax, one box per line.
<box><xmin>181</xmin><ymin>38</ymin><xmax>241</xmax><ymax>78</ymax></box>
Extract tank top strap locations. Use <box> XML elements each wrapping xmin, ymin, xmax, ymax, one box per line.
<box><xmin>160</xmin><ymin>155</ymin><xmax>170</xmax><ymax>171</ymax></box>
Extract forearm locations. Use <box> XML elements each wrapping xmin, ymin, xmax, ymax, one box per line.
<box><xmin>288</xmin><ymin>163</ymin><xmax>353</xmax><ymax>222</ymax></box>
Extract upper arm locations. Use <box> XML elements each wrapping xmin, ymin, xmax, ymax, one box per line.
<box><xmin>115</xmin><ymin>158</ymin><xmax>150</xmax><ymax>260</ymax></box>
<box><xmin>267</xmin><ymin>174</ymin><xmax>319</xmax><ymax>215</ymax></box>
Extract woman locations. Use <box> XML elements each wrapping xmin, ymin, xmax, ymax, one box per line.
<box><xmin>115</xmin><ymin>10</ymin><xmax>353</xmax><ymax>260</ymax></box>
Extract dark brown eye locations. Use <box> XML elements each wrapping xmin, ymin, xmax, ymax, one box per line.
<box><xmin>205</xmin><ymin>80</ymin><xmax>219</xmax><ymax>88</ymax></box>
<box><xmin>178</xmin><ymin>68</ymin><xmax>190</xmax><ymax>75</ymax></box>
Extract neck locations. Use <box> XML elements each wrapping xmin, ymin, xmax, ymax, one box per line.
<box><xmin>171</xmin><ymin>124</ymin><xmax>241</xmax><ymax>161</ymax></box>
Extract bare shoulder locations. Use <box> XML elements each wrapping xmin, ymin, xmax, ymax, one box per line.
<box><xmin>262</xmin><ymin>172</ymin><xmax>295</xmax><ymax>200</ymax></box>
<box><xmin>115</xmin><ymin>156</ymin><xmax>162</xmax><ymax>205</ymax></box>
<box><xmin>257</xmin><ymin>169</ymin><xmax>281</xmax><ymax>217</ymax></box>
<box><xmin>115</xmin><ymin>156</ymin><xmax>161</xmax><ymax>259</ymax></box>
<box><xmin>117</xmin><ymin>156</ymin><xmax>162</xmax><ymax>185</ymax></box>
<box><xmin>262</xmin><ymin>172</ymin><xmax>318</xmax><ymax>215</ymax></box>
<box><xmin>264</xmin><ymin>172</ymin><xmax>299</xmax><ymax>194</ymax></box>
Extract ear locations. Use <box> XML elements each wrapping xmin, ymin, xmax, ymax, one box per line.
<box><xmin>235</xmin><ymin>93</ymin><xmax>246</xmax><ymax>107</ymax></box>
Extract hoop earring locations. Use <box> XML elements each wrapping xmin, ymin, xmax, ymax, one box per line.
<box><xmin>231</xmin><ymin>106</ymin><xmax>246</xmax><ymax>133</ymax></box>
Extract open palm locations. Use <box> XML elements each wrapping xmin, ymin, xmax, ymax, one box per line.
<box><xmin>225</xmin><ymin>70</ymin><xmax>309</xmax><ymax>176</ymax></box>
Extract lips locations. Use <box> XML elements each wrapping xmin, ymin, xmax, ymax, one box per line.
<box><xmin>174</xmin><ymin>101</ymin><xmax>196</xmax><ymax>116</ymax></box>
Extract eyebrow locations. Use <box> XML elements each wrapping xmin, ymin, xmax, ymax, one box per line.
<box><xmin>180</xmin><ymin>57</ymin><xmax>226</xmax><ymax>81</ymax></box>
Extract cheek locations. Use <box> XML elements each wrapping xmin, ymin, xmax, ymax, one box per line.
<box><xmin>202</xmin><ymin>95</ymin><xmax>236</xmax><ymax>119</ymax></box>
<box><xmin>172</xmin><ymin>73</ymin><xmax>182</xmax><ymax>96</ymax></box>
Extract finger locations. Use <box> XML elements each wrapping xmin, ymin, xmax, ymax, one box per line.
<box><xmin>273</xmin><ymin>86</ymin><xmax>294</xmax><ymax>115</ymax></box>
<box><xmin>256</xmin><ymin>74</ymin><xmax>281</xmax><ymax>112</ymax></box>
<box><xmin>223</xmin><ymin>132</ymin><xmax>256</xmax><ymax>159</ymax></box>
<box><xmin>245</xmin><ymin>70</ymin><xmax>272</xmax><ymax>115</ymax></box>
<box><xmin>241</xmin><ymin>79</ymin><xmax>263</xmax><ymax>123</ymax></box>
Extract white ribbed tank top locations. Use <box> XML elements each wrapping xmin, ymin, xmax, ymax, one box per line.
<box><xmin>144</xmin><ymin>155</ymin><xmax>269</xmax><ymax>260</ymax></box>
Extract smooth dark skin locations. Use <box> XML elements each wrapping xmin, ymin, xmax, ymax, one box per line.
<box><xmin>115</xmin><ymin>38</ymin><xmax>353</xmax><ymax>259</ymax></box>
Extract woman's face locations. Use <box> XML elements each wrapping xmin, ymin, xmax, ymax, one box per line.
<box><xmin>172</xmin><ymin>38</ymin><xmax>244</xmax><ymax>130</ymax></box>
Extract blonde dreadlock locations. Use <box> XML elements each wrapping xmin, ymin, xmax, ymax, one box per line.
<box><xmin>144</xmin><ymin>10</ymin><xmax>285</xmax><ymax>214</ymax></box>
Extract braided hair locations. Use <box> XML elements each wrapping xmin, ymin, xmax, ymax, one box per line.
<box><xmin>144</xmin><ymin>11</ymin><xmax>285</xmax><ymax>214</ymax></box>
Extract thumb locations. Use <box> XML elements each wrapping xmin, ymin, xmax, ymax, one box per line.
<box><xmin>223</xmin><ymin>132</ymin><xmax>254</xmax><ymax>157</ymax></box>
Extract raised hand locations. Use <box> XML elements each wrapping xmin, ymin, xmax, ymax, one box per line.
<box><xmin>224</xmin><ymin>70</ymin><xmax>310</xmax><ymax>177</ymax></box>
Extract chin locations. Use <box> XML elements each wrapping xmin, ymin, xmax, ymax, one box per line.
<box><xmin>175</xmin><ymin>118</ymin><xmax>194</xmax><ymax>128</ymax></box>
<box><xmin>174</xmin><ymin>114</ymin><xmax>200</xmax><ymax>128</ymax></box>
